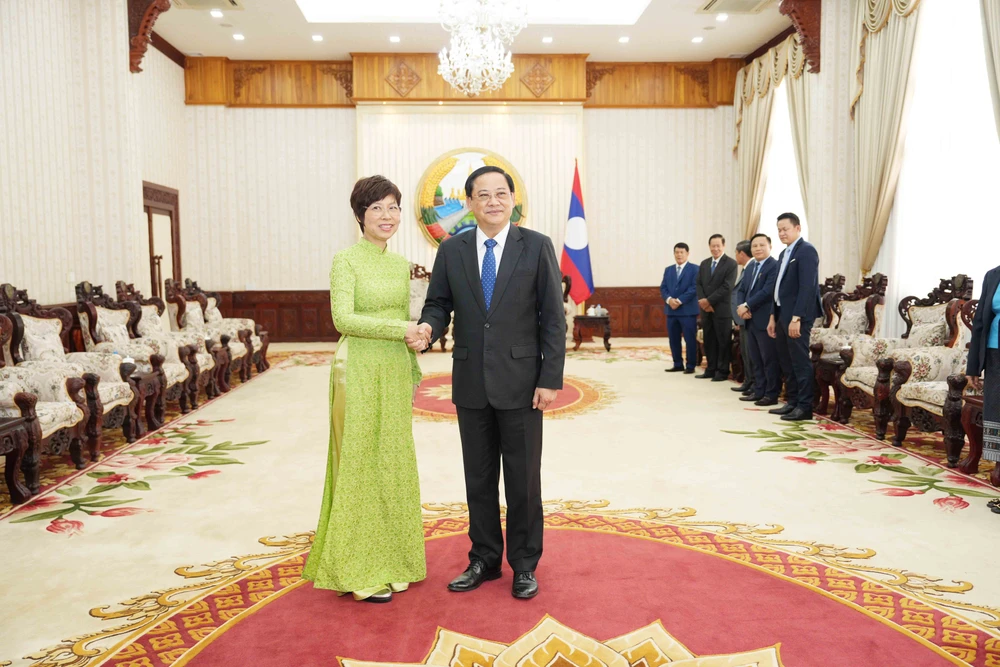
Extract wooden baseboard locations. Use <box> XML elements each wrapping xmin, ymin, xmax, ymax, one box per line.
<box><xmin>586</xmin><ymin>287</ymin><xmax>667</xmax><ymax>337</ymax></box>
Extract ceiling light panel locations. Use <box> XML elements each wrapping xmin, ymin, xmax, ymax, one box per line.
<box><xmin>295</xmin><ymin>0</ymin><xmax>651</xmax><ymax>25</ymax></box>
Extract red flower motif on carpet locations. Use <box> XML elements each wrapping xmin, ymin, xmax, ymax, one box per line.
<box><xmin>94</xmin><ymin>507</ymin><xmax>151</xmax><ymax>518</ymax></box>
<box><xmin>816</xmin><ymin>423</ymin><xmax>849</xmax><ymax>432</ymax></box>
<box><xmin>47</xmin><ymin>518</ymin><xmax>83</xmax><ymax>536</ymax></box>
<box><xmin>784</xmin><ymin>456</ymin><xmax>818</xmax><ymax>465</ymax></box>
<box><xmin>933</xmin><ymin>496</ymin><xmax>969</xmax><ymax>512</ymax></box>
<box><xmin>866</xmin><ymin>455</ymin><xmax>900</xmax><ymax>465</ymax></box>
<box><xmin>12</xmin><ymin>495</ymin><xmax>61</xmax><ymax>514</ymax></box>
<box><xmin>188</xmin><ymin>470</ymin><xmax>222</xmax><ymax>480</ymax></box>
<box><xmin>943</xmin><ymin>474</ymin><xmax>980</xmax><ymax>487</ymax></box>
<box><xmin>106</xmin><ymin>453</ymin><xmax>194</xmax><ymax>471</ymax></box>
<box><xmin>870</xmin><ymin>488</ymin><xmax>923</xmax><ymax>497</ymax></box>
<box><xmin>799</xmin><ymin>440</ymin><xmax>859</xmax><ymax>455</ymax></box>
<box><xmin>96</xmin><ymin>473</ymin><xmax>134</xmax><ymax>484</ymax></box>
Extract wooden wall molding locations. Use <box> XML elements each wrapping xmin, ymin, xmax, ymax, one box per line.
<box><xmin>150</xmin><ymin>31</ymin><xmax>186</xmax><ymax>69</ymax></box>
<box><xmin>779</xmin><ymin>0</ymin><xmax>822</xmax><ymax>73</ymax></box>
<box><xmin>584</xmin><ymin>59</ymin><xmax>742</xmax><ymax>108</ymax></box>
<box><xmin>745</xmin><ymin>26</ymin><xmax>796</xmax><ymax>64</ymax></box>
<box><xmin>184</xmin><ymin>55</ymin><xmax>742</xmax><ymax>108</ymax></box>
<box><xmin>128</xmin><ymin>0</ymin><xmax>171</xmax><ymax>73</ymax></box>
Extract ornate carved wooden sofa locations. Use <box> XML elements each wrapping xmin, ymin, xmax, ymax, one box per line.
<box><xmin>185</xmin><ymin>279</ymin><xmax>270</xmax><ymax>372</ymax></box>
<box><xmin>1</xmin><ymin>313</ymin><xmax>91</xmax><ymax>472</ymax></box>
<box><xmin>817</xmin><ymin>273</ymin><xmax>848</xmax><ymax>329</ymax></box>
<box><xmin>0</xmin><ymin>283</ymin><xmax>144</xmax><ymax>447</ymax></box>
<box><xmin>165</xmin><ymin>279</ymin><xmax>250</xmax><ymax>388</ymax></box>
<box><xmin>116</xmin><ymin>281</ymin><xmax>226</xmax><ymax>404</ymax></box>
<box><xmin>838</xmin><ymin>275</ymin><xmax>973</xmax><ymax>440</ymax></box>
<box><xmin>889</xmin><ymin>298</ymin><xmax>980</xmax><ymax>464</ymax></box>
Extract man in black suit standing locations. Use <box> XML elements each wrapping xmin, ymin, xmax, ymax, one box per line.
<box><xmin>417</xmin><ymin>166</ymin><xmax>565</xmax><ymax>600</ymax></box>
<box><xmin>696</xmin><ymin>234</ymin><xmax>738</xmax><ymax>382</ymax></box>
<box><xmin>766</xmin><ymin>212</ymin><xmax>822</xmax><ymax>421</ymax></box>
<box><xmin>730</xmin><ymin>240</ymin><xmax>755</xmax><ymax>396</ymax></box>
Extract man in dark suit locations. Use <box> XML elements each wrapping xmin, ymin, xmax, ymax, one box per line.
<box><xmin>730</xmin><ymin>240</ymin><xmax>755</xmax><ymax>395</ymax></box>
<box><xmin>417</xmin><ymin>166</ymin><xmax>565</xmax><ymax>600</ymax></box>
<box><xmin>766</xmin><ymin>212</ymin><xmax>822</xmax><ymax>421</ymax></box>
<box><xmin>660</xmin><ymin>242</ymin><xmax>699</xmax><ymax>373</ymax></box>
<box><xmin>696</xmin><ymin>234</ymin><xmax>738</xmax><ymax>381</ymax></box>
<box><xmin>736</xmin><ymin>233</ymin><xmax>780</xmax><ymax>405</ymax></box>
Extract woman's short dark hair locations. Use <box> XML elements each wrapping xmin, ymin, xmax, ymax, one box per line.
<box><xmin>751</xmin><ymin>232</ymin><xmax>772</xmax><ymax>245</ymax></box>
<box><xmin>777</xmin><ymin>212</ymin><xmax>801</xmax><ymax>227</ymax></box>
<box><xmin>350</xmin><ymin>175</ymin><xmax>402</xmax><ymax>232</ymax></box>
<box><xmin>465</xmin><ymin>166</ymin><xmax>515</xmax><ymax>198</ymax></box>
<box><xmin>674</xmin><ymin>242</ymin><xmax>689</xmax><ymax>252</ymax></box>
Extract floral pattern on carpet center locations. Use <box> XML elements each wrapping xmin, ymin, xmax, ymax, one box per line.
<box><xmin>723</xmin><ymin>421</ymin><xmax>999</xmax><ymax>511</ymax></box>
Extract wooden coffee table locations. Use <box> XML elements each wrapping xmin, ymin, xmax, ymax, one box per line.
<box><xmin>573</xmin><ymin>315</ymin><xmax>612</xmax><ymax>352</ymax></box>
<box><xmin>1</xmin><ymin>393</ymin><xmax>43</xmax><ymax>504</ymax></box>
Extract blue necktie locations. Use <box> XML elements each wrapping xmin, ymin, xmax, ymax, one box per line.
<box><xmin>482</xmin><ymin>238</ymin><xmax>498</xmax><ymax>309</ymax></box>
<box><xmin>750</xmin><ymin>261</ymin><xmax>762</xmax><ymax>291</ymax></box>
<box><xmin>711</xmin><ymin>259</ymin><xmax>717</xmax><ymax>274</ymax></box>
<box><xmin>676</xmin><ymin>265</ymin><xmax>682</xmax><ymax>279</ymax></box>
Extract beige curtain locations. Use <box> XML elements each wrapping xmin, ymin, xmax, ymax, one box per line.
<box><xmin>785</xmin><ymin>34</ymin><xmax>811</xmax><ymax>221</ymax></box>
<box><xmin>982</xmin><ymin>0</ymin><xmax>1000</xmax><ymax>139</ymax></box>
<box><xmin>851</xmin><ymin>0</ymin><xmax>921</xmax><ymax>274</ymax></box>
<box><xmin>733</xmin><ymin>35</ymin><xmax>805</xmax><ymax>240</ymax></box>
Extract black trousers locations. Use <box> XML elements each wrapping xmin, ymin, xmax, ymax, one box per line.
<box><xmin>738</xmin><ymin>325</ymin><xmax>754</xmax><ymax>386</ymax></box>
<box><xmin>774</xmin><ymin>312</ymin><xmax>813</xmax><ymax>410</ymax></box>
<box><xmin>702</xmin><ymin>315</ymin><xmax>733</xmax><ymax>377</ymax></box>
<box><xmin>747</xmin><ymin>324</ymin><xmax>780</xmax><ymax>399</ymax></box>
<box><xmin>456</xmin><ymin>404</ymin><xmax>544</xmax><ymax>572</ymax></box>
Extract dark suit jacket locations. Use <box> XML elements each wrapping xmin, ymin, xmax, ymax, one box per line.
<box><xmin>773</xmin><ymin>239</ymin><xmax>822</xmax><ymax>327</ymax></box>
<box><xmin>696</xmin><ymin>254</ymin><xmax>737</xmax><ymax>320</ymax></box>
<box><xmin>419</xmin><ymin>224</ymin><xmax>566</xmax><ymax>410</ymax></box>
<box><xmin>731</xmin><ymin>263</ymin><xmax>751</xmax><ymax>321</ymax></box>
<box><xmin>737</xmin><ymin>256</ymin><xmax>778</xmax><ymax>331</ymax></box>
<box><xmin>659</xmin><ymin>263</ymin><xmax>698</xmax><ymax>317</ymax></box>
<box><xmin>967</xmin><ymin>265</ymin><xmax>1000</xmax><ymax>377</ymax></box>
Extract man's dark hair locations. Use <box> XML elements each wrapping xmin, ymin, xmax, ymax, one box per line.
<box><xmin>673</xmin><ymin>242</ymin><xmax>689</xmax><ymax>252</ymax></box>
<box><xmin>709</xmin><ymin>233</ymin><xmax>726</xmax><ymax>245</ymax></box>
<box><xmin>750</xmin><ymin>232</ymin><xmax>772</xmax><ymax>245</ymax></box>
<box><xmin>465</xmin><ymin>166</ymin><xmax>515</xmax><ymax>198</ymax></box>
<box><xmin>735</xmin><ymin>240</ymin><xmax>752</xmax><ymax>257</ymax></box>
<box><xmin>350</xmin><ymin>175</ymin><xmax>401</xmax><ymax>232</ymax></box>
<box><xmin>777</xmin><ymin>212</ymin><xmax>801</xmax><ymax>227</ymax></box>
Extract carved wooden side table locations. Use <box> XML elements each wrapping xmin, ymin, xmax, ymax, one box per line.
<box><xmin>573</xmin><ymin>315</ymin><xmax>612</xmax><ymax>352</ymax></box>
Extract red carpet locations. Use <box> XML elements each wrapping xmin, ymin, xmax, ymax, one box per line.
<box><xmin>173</xmin><ymin>528</ymin><xmax>965</xmax><ymax>666</ymax></box>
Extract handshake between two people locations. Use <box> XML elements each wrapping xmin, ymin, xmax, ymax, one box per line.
<box><xmin>405</xmin><ymin>322</ymin><xmax>434</xmax><ymax>352</ymax></box>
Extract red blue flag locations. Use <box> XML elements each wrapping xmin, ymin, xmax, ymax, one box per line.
<box><xmin>560</xmin><ymin>161</ymin><xmax>594</xmax><ymax>304</ymax></box>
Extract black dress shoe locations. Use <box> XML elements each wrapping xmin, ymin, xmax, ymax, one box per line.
<box><xmin>512</xmin><ymin>571</ymin><xmax>538</xmax><ymax>599</ymax></box>
<box><xmin>448</xmin><ymin>559</ymin><xmax>502</xmax><ymax>592</ymax></box>
<box><xmin>711</xmin><ymin>375</ymin><xmax>728</xmax><ymax>382</ymax></box>
<box><xmin>754</xmin><ymin>397</ymin><xmax>779</xmax><ymax>406</ymax></box>
<box><xmin>665</xmin><ymin>367</ymin><xmax>683</xmax><ymax>373</ymax></box>
<box><xmin>731</xmin><ymin>383</ymin><xmax>750</xmax><ymax>392</ymax></box>
<box><xmin>695</xmin><ymin>373</ymin><xmax>714</xmax><ymax>379</ymax></box>
<box><xmin>781</xmin><ymin>408</ymin><xmax>813</xmax><ymax>421</ymax></box>
<box><xmin>769</xmin><ymin>404</ymin><xmax>795</xmax><ymax>415</ymax></box>
<box><xmin>739</xmin><ymin>394</ymin><xmax>763</xmax><ymax>402</ymax></box>
<box><xmin>684</xmin><ymin>369</ymin><xmax>696</xmax><ymax>374</ymax></box>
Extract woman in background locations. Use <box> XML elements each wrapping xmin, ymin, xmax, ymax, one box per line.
<box><xmin>303</xmin><ymin>175</ymin><xmax>428</xmax><ymax>601</ymax></box>
<box><xmin>967</xmin><ymin>263</ymin><xmax>1000</xmax><ymax>514</ymax></box>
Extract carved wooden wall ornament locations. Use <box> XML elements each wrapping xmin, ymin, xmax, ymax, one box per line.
<box><xmin>233</xmin><ymin>65</ymin><xmax>268</xmax><ymax>98</ymax></box>
<box><xmin>520</xmin><ymin>63</ymin><xmax>556</xmax><ymax>98</ymax></box>
<box><xmin>779</xmin><ymin>0</ymin><xmax>822</xmax><ymax>73</ymax></box>
<box><xmin>319</xmin><ymin>66</ymin><xmax>354</xmax><ymax>99</ymax></box>
<box><xmin>676</xmin><ymin>65</ymin><xmax>711</xmax><ymax>100</ymax></box>
<box><xmin>585</xmin><ymin>66</ymin><xmax>616</xmax><ymax>98</ymax></box>
<box><xmin>385</xmin><ymin>61</ymin><xmax>422</xmax><ymax>97</ymax></box>
<box><xmin>128</xmin><ymin>0</ymin><xmax>172</xmax><ymax>73</ymax></box>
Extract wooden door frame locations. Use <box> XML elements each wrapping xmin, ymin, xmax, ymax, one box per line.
<box><xmin>142</xmin><ymin>181</ymin><xmax>181</xmax><ymax>297</ymax></box>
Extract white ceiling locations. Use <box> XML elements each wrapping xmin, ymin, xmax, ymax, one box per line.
<box><xmin>155</xmin><ymin>0</ymin><xmax>792</xmax><ymax>62</ymax></box>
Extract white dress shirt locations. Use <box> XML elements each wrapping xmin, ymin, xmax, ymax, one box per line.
<box><xmin>774</xmin><ymin>237</ymin><xmax>802</xmax><ymax>307</ymax></box>
<box><xmin>671</xmin><ymin>262</ymin><xmax>689</xmax><ymax>303</ymax></box>
<box><xmin>476</xmin><ymin>223</ymin><xmax>511</xmax><ymax>277</ymax></box>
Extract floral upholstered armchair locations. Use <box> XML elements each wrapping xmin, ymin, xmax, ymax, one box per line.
<box><xmin>811</xmin><ymin>274</ymin><xmax>888</xmax><ymax>363</ymax></box>
<box><xmin>0</xmin><ymin>283</ymin><xmax>141</xmax><ymax>446</ymax></box>
<box><xmin>165</xmin><ymin>279</ymin><xmax>252</xmax><ymax>387</ymax></box>
<box><xmin>409</xmin><ymin>263</ymin><xmax>450</xmax><ymax>352</ymax></box>
<box><xmin>116</xmin><ymin>281</ymin><xmax>224</xmax><ymax>404</ymax></box>
<box><xmin>186</xmin><ymin>279</ymin><xmax>269</xmax><ymax>372</ymax></box>
<box><xmin>838</xmin><ymin>275</ymin><xmax>973</xmax><ymax>440</ymax></box>
<box><xmin>889</xmin><ymin>298</ymin><xmax>981</xmax><ymax>464</ymax></box>
<box><xmin>816</xmin><ymin>273</ymin><xmax>848</xmax><ymax>329</ymax></box>
<box><xmin>0</xmin><ymin>313</ymin><xmax>91</xmax><ymax>473</ymax></box>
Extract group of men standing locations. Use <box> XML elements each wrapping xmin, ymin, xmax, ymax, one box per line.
<box><xmin>659</xmin><ymin>213</ymin><xmax>822</xmax><ymax>422</ymax></box>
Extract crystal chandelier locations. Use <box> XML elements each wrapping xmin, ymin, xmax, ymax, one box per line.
<box><xmin>438</xmin><ymin>0</ymin><xmax>527</xmax><ymax>97</ymax></box>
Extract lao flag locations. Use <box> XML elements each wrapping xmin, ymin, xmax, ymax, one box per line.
<box><xmin>560</xmin><ymin>162</ymin><xmax>594</xmax><ymax>304</ymax></box>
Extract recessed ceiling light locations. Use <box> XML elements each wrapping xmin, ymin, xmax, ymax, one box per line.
<box><xmin>233</xmin><ymin>33</ymin><xmax>245</xmax><ymax>41</ymax></box>
<box><xmin>691</xmin><ymin>36</ymin><xmax>703</xmax><ymax>43</ymax></box>
<box><xmin>312</xmin><ymin>34</ymin><xmax>323</xmax><ymax>41</ymax></box>
<box><xmin>716</xmin><ymin>13</ymin><xmax>728</xmax><ymax>22</ymax></box>
<box><xmin>618</xmin><ymin>36</ymin><xmax>629</xmax><ymax>43</ymax></box>
<box><xmin>210</xmin><ymin>9</ymin><xmax>223</xmax><ymax>18</ymax></box>
<box><xmin>542</xmin><ymin>36</ymin><xmax>553</xmax><ymax>44</ymax></box>
<box><xmin>389</xmin><ymin>35</ymin><xmax>401</xmax><ymax>43</ymax></box>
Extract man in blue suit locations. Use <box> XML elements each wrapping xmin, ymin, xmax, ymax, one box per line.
<box><xmin>660</xmin><ymin>242</ymin><xmax>699</xmax><ymax>373</ymax></box>
<box><xmin>736</xmin><ymin>233</ymin><xmax>780</xmax><ymax>405</ymax></box>
<box><xmin>766</xmin><ymin>212</ymin><xmax>822</xmax><ymax>421</ymax></box>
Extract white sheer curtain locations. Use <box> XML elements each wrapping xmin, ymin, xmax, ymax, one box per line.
<box><xmin>757</xmin><ymin>80</ymin><xmax>809</xmax><ymax>256</ymax></box>
<box><xmin>872</xmin><ymin>0</ymin><xmax>1000</xmax><ymax>338</ymax></box>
